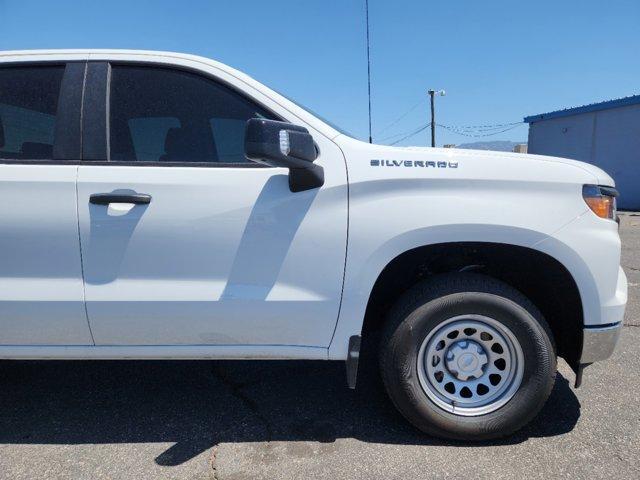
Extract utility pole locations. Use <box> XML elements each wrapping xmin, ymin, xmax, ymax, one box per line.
<box><xmin>427</xmin><ymin>89</ymin><xmax>445</xmax><ymax>147</ymax></box>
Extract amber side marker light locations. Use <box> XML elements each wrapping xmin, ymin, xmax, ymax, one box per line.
<box><xmin>582</xmin><ymin>185</ymin><xmax>618</xmax><ymax>220</ymax></box>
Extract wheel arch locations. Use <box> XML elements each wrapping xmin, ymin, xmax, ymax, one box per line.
<box><xmin>330</xmin><ymin>225</ymin><xmax>595</xmax><ymax>370</ymax></box>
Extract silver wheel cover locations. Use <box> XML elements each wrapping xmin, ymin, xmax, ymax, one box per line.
<box><xmin>416</xmin><ymin>315</ymin><xmax>525</xmax><ymax>416</ymax></box>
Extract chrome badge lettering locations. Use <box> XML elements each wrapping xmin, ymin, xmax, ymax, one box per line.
<box><xmin>370</xmin><ymin>159</ymin><xmax>459</xmax><ymax>168</ymax></box>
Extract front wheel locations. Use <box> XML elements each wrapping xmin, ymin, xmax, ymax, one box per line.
<box><xmin>380</xmin><ymin>273</ymin><xmax>556</xmax><ymax>440</ymax></box>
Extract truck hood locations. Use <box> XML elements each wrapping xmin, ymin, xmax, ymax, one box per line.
<box><xmin>397</xmin><ymin>146</ymin><xmax>615</xmax><ymax>186</ymax></box>
<box><xmin>334</xmin><ymin>135</ymin><xmax>615</xmax><ymax>187</ymax></box>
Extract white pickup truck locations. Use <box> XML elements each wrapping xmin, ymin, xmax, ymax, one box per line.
<box><xmin>0</xmin><ymin>50</ymin><xmax>627</xmax><ymax>440</ymax></box>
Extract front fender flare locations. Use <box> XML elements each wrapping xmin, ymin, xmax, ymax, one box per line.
<box><xmin>328</xmin><ymin>224</ymin><xmax>595</xmax><ymax>360</ymax></box>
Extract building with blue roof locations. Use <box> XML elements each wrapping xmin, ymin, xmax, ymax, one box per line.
<box><xmin>525</xmin><ymin>95</ymin><xmax>640</xmax><ymax>210</ymax></box>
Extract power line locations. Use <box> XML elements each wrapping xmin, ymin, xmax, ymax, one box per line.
<box><xmin>380</xmin><ymin>120</ymin><xmax>523</xmax><ymax>142</ymax></box>
<box><xmin>381</xmin><ymin>121</ymin><xmax>526</xmax><ymax>145</ymax></box>
<box><xmin>389</xmin><ymin>124</ymin><xmax>430</xmax><ymax>145</ymax></box>
<box><xmin>378</xmin><ymin>119</ymin><xmax>432</xmax><ymax>142</ymax></box>
<box><xmin>378</xmin><ymin>123</ymin><xmax>426</xmax><ymax>142</ymax></box>
<box><xmin>382</xmin><ymin>121</ymin><xmax>524</xmax><ymax>142</ymax></box>
<box><xmin>443</xmin><ymin>121</ymin><xmax>522</xmax><ymax>129</ymax></box>
<box><xmin>378</xmin><ymin>128</ymin><xmax>419</xmax><ymax>142</ymax></box>
<box><xmin>438</xmin><ymin>122</ymin><xmax>524</xmax><ymax>135</ymax></box>
<box><xmin>436</xmin><ymin>123</ymin><xmax>525</xmax><ymax>137</ymax></box>
<box><xmin>375</xmin><ymin>100</ymin><xmax>423</xmax><ymax>137</ymax></box>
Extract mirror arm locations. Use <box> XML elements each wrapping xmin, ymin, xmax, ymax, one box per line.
<box><xmin>288</xmin><ymin>162</ymin><xmax>324</xmax><ymax>193</ymax></box>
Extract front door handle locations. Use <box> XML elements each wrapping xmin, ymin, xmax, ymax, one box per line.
<box><xmin>89</xmin><ymin>193</ymin><xmax>152</xmax><ymax>205</ymax></box>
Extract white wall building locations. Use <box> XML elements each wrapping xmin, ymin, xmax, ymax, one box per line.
<box><xmin>525</xmin><ymin>95</ymin><xmax>640</xmax><ymax>210</ymax></box>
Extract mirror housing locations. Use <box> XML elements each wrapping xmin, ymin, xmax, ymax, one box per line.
<box><xmin>245</xmin><ymin>119</ymin><xmax>324</xmax><ymax>192</ymax></box>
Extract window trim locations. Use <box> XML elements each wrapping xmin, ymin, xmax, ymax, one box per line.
<box><xmin>82</xmin><ymin>61</ymin><xmax>284</xmax><ymax>168</ymax></box>
<box><xmin>0</xmin><ymin>61</ymin><xmax>84</xmax><ymax>165</ymax></box>
<box><xmin>82</xmin><ymin>62</ymin><xmax>108</xmax><ymax>161</ymax></box>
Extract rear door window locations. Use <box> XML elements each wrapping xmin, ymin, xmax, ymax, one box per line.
<box><xmin>0</xmin><ymin>66</ymin><xmax>64</xmax><ymax>160</ymax></box>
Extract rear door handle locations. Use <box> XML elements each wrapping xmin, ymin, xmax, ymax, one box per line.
<box><xmin>89</xmin><ymin>193</ymin><xmax>152</xmax><ymax>205</ymax></box>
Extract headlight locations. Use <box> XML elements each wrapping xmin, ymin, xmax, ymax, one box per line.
<box><xmin>582</xmin><ymin>184</ymin><xmax>618</xmax><ymax>220</ymax></box>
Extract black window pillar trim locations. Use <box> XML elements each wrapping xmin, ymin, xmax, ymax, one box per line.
<box><xmin>82</xmin><ymin>62</ymin><xmax>109</xmax><ymax>161</ymax></box>
<box><xmin>53</xmin><ymin>62</ymin><xmax>86</xmax><ymax>161</ymax></box>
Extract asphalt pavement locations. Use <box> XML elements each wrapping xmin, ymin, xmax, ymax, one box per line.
<box><xmin>0</xmin><ymin>213</ymin><xmax>638</xmax><ymax>480</ymax></box>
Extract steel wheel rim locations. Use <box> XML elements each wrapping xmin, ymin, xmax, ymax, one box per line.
<box><xmin>416</xmin><ymin>315</ymin><xmax>524</xmax><ymax>416</ymax></box>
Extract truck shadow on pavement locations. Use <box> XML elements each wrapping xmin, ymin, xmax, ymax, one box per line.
<box><xmin>0</xmin><ymin>355</ymin><xmax>580</xmax><ymax>467</ymax></box>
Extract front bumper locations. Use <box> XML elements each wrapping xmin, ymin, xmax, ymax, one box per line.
<box><xmin>580</xmin><ymin>321</ymin><xmax>623</xmax><ymax>364</ymax></box>
<box><xmin>579</xmin><ymin>266</ymin><xmax>626</xmax><ymax>364</ymax></box>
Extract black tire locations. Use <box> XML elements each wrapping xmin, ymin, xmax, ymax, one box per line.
<box><xmin>380</xmin><ymin>273</ymin><xmax>556</xmax><ymax>440</ymax></box>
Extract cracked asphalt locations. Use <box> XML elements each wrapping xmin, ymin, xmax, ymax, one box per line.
<box><xmin>0</xmin><ymin>213</ymin><xmax>638</xmax><ymax>480</ymax></box>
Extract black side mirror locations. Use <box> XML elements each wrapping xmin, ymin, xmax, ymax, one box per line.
<box><xmin>245</xmin><ymin>119</ymin><xmax>324</xmax><ymax>192</ymax></box>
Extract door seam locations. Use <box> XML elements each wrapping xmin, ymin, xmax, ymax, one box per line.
<box><xmin>75</xmin><ymin>165</ymin><xmax>95</xmax><ymax>345</ymax></box>
<box><xmin>76</xmin><ymin>62</ymin><xmax>96</xmax><ymax>345</ymax></box>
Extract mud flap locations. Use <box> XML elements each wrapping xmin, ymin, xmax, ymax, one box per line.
<box><xmin>573</xmin><ymin>363</ymin><xmax>591</xmax><ymax>388</ymax></box>
<box><xmin>346</xmin><ymin>335</ymin><xmax>361</xmax><ymax>389</ymax></box>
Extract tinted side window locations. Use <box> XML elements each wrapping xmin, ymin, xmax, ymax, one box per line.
<box><xmin>0</xmin><ymin>66</ymin><xmax>64</xmax><ymax>160</ymax></box>
<box><xmin>109</xmin><ymin>66</ymin><xmax>277</xmax><ymax>164</ymax></box>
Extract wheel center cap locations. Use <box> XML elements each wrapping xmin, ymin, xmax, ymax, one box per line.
<box><xmin>445</xmin><ymin>340</ymin><xmax>488</xmax><ymax>381</ymax></box>
<box><xmin>458</xmin><ymin>353</ymin><xmax>478</xmax><ymax>371</ymax></box>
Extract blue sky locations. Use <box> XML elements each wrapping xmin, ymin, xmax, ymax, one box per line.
<box><xmin>1</xmin><ymin>0</ymin><xmax>638</xmax><ymax>146</ymax></box>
